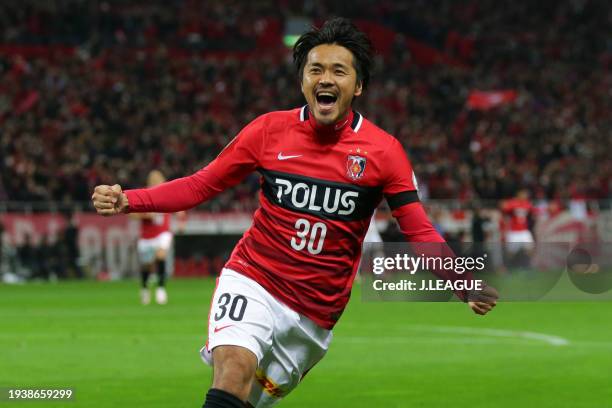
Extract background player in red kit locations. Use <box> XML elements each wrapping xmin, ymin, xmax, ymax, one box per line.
<box><xmin>92</xmin><ymin>18</ymin><xmax>497</xmax><ymax>408</ymax></box>
<box><xmin>132</xmin><ymin>170</ymin><xmax>183</xmax><ymax>305</ymax></box>
<box><xmin>501</xmin><ymin>188</ymin><xmax>535</xmax><ymax>261</ymax></box>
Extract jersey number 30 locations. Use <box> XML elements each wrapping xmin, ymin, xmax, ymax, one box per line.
<box><xmin>291</xmin><ymin>218</ymin><xmax>327</xmax><ymax>255</ymax></box>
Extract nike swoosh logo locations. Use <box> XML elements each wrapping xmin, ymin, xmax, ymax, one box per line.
<box><xmin>213</xmin><ymin>324</ymin><xmax>234</xmax><ymax>333</ymax></box>
<box><xmin>277</xmin><ymin>152</ymin><xmax>302</xmax><ymax>160</ymax></box>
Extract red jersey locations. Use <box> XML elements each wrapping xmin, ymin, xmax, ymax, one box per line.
<box><xmin>502</xmin><ymin>198</ymin><xmax>533</xmax><ymax>232</ymax></box>
<box><xmin>140</xmin><ymin>213</ymin><xmax>171</xmax><ymax>239</ymax></box>
<box><xmin>126</xmin><ymin>106</ymin><xmax>468</xmax><ymax>328</ymax></box>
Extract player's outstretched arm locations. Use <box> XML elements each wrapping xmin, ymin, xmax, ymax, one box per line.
<box><xmin>91</xmin><ymin>184</ymin><xmax>129</xmax><ymax>216</ymax></box>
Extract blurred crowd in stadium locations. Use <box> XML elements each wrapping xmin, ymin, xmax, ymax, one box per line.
<box><xmin>1</xmin><ymin>0</ymin><xmax>610</xmax><ymax>209</ymax></box>
<box><xmin>0</xmin><ymin>1</ymin><xmax>610</xmax><ymax>279</ymax></box>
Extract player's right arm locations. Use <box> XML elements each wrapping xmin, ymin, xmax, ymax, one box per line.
<box><xmin>91</xmin><ymin>116</ymin><xmax>267</xmax><ymax>216</ymax></box>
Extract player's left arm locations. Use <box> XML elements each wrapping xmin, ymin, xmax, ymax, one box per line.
<box><xmin>382</xmin><ymin>138</ymin><xmax>498</xmax><ymax>314</ymax></box>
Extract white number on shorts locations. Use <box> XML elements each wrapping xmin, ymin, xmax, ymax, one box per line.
<box><xmin>214</xmin><ymin>293</ymin><xmax>247</xmax><ymax>321</ymax></box>
<box><xmin>290</xmin><ymin>218</ymin><xmax>327</xmax><ymax>255</ymax></box>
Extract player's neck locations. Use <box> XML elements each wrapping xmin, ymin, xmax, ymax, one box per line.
<box><xmin>308</xmin><ymin>109</ymin><xmax>354</xmax><ymax>137</ymax></box>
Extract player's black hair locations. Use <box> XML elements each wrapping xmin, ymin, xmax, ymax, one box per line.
<box><xmin>293</xmin><ymin>17</ymin><xmax>373</xmax><ymax>90</ymax></box>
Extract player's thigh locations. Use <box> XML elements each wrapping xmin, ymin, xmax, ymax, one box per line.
<box><xmin>211</xmin><ymin>345</ymin><xmax>258</xmax><ymax>399</ymax></box>
<box><xmin>154</xmin><ymin>232</ymin><xmax>173</xmax><ymax>260</ymax></box>
<box><xmin>248</xmin><ymin>308</ymin><xmax>333</xmax><ymax>407</ymax></box>
<box><xmin>155</xmin><ymin>247</ymin><xmax>167</xmax><ymax>260</ymax></box>
<box><xmin>202</xmin><ymin>270</ymin><xmax>275</xmax><ymax>367</ymax></box>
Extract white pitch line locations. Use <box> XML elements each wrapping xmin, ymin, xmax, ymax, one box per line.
<box><xmin>336</xmin><ymin>336</ymin><xmax>543</xmax><ymax>347</ymax></box>
<box><xmin>337</xmin><ymin>323</ymin><xmax>573</xmax><ymax>347</ymax></box>
<box><xmin>409</xmin><ymin>325</ymin><xmax>570</xmax><ymax>346</ymax></box>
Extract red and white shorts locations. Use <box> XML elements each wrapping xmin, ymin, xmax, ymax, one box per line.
<box><xmin>200</xmin><ymin>269</ymin><xmax>332</xmax><ymax>407</ymax></box>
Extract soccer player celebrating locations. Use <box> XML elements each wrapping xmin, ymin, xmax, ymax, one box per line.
<box><xmin>92</xmin><ymin>18</ymin><xmax>497</xmax><ymax>408</ymax></box>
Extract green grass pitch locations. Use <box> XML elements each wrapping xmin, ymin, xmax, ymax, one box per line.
<box><xmin>1</xmin><ymin>279</ymin><xmax>611</xmax><ymax>407</ymax></box>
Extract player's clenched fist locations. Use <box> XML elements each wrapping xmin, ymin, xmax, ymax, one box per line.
<box><xmin>91</xmin><ymin>184</ymin><xmax>129</xmax><ymax>216</ymax></box>
<box><xmin>467</xmin><ymin>284</ymin><xmax>499</xmax><ymax>316</ymax></box>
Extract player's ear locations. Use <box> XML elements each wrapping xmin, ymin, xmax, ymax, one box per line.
<box><xmin>354</xmin><ymin>80</ymin><xmax>363</xmax><ymax>98</ymax></box>
<box><xmin>298</xmin><ymin>66</ymin><xmax>305</xmax><ymax>93</ymax></box>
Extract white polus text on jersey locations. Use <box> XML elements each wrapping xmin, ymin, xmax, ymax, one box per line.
<box><xmin>274</xmin><ymin>177</ymin><xmax>358</xmax><ymax>216</ymax></box>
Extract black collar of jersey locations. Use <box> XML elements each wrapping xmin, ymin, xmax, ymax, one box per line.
<box><xmin>300</xmin><ymin>105</ymin><xmax>363</xmax><ymax>133</ymax></box>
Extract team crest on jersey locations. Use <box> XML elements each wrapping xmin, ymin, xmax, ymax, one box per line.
<box><xmin>346</xmin><ymin>155</ymin><xmax>366</xmax><ymax>180</ymax></box>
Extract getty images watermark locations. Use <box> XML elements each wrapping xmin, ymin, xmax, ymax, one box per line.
<box><xmin>371</xmin><ymin>253</ymin><xmax>486</xmax><ymax>292</ymax></box>
<box><xmin>360</xmin><ymin>242</ymin><xmax>612</xmax><ymax>302</ymax></box>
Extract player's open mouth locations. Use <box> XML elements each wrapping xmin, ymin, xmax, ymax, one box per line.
<box><xmin>315</xmin><ymin>92</ymin><xmax>338</xmax><ymax>112</ymax></box>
